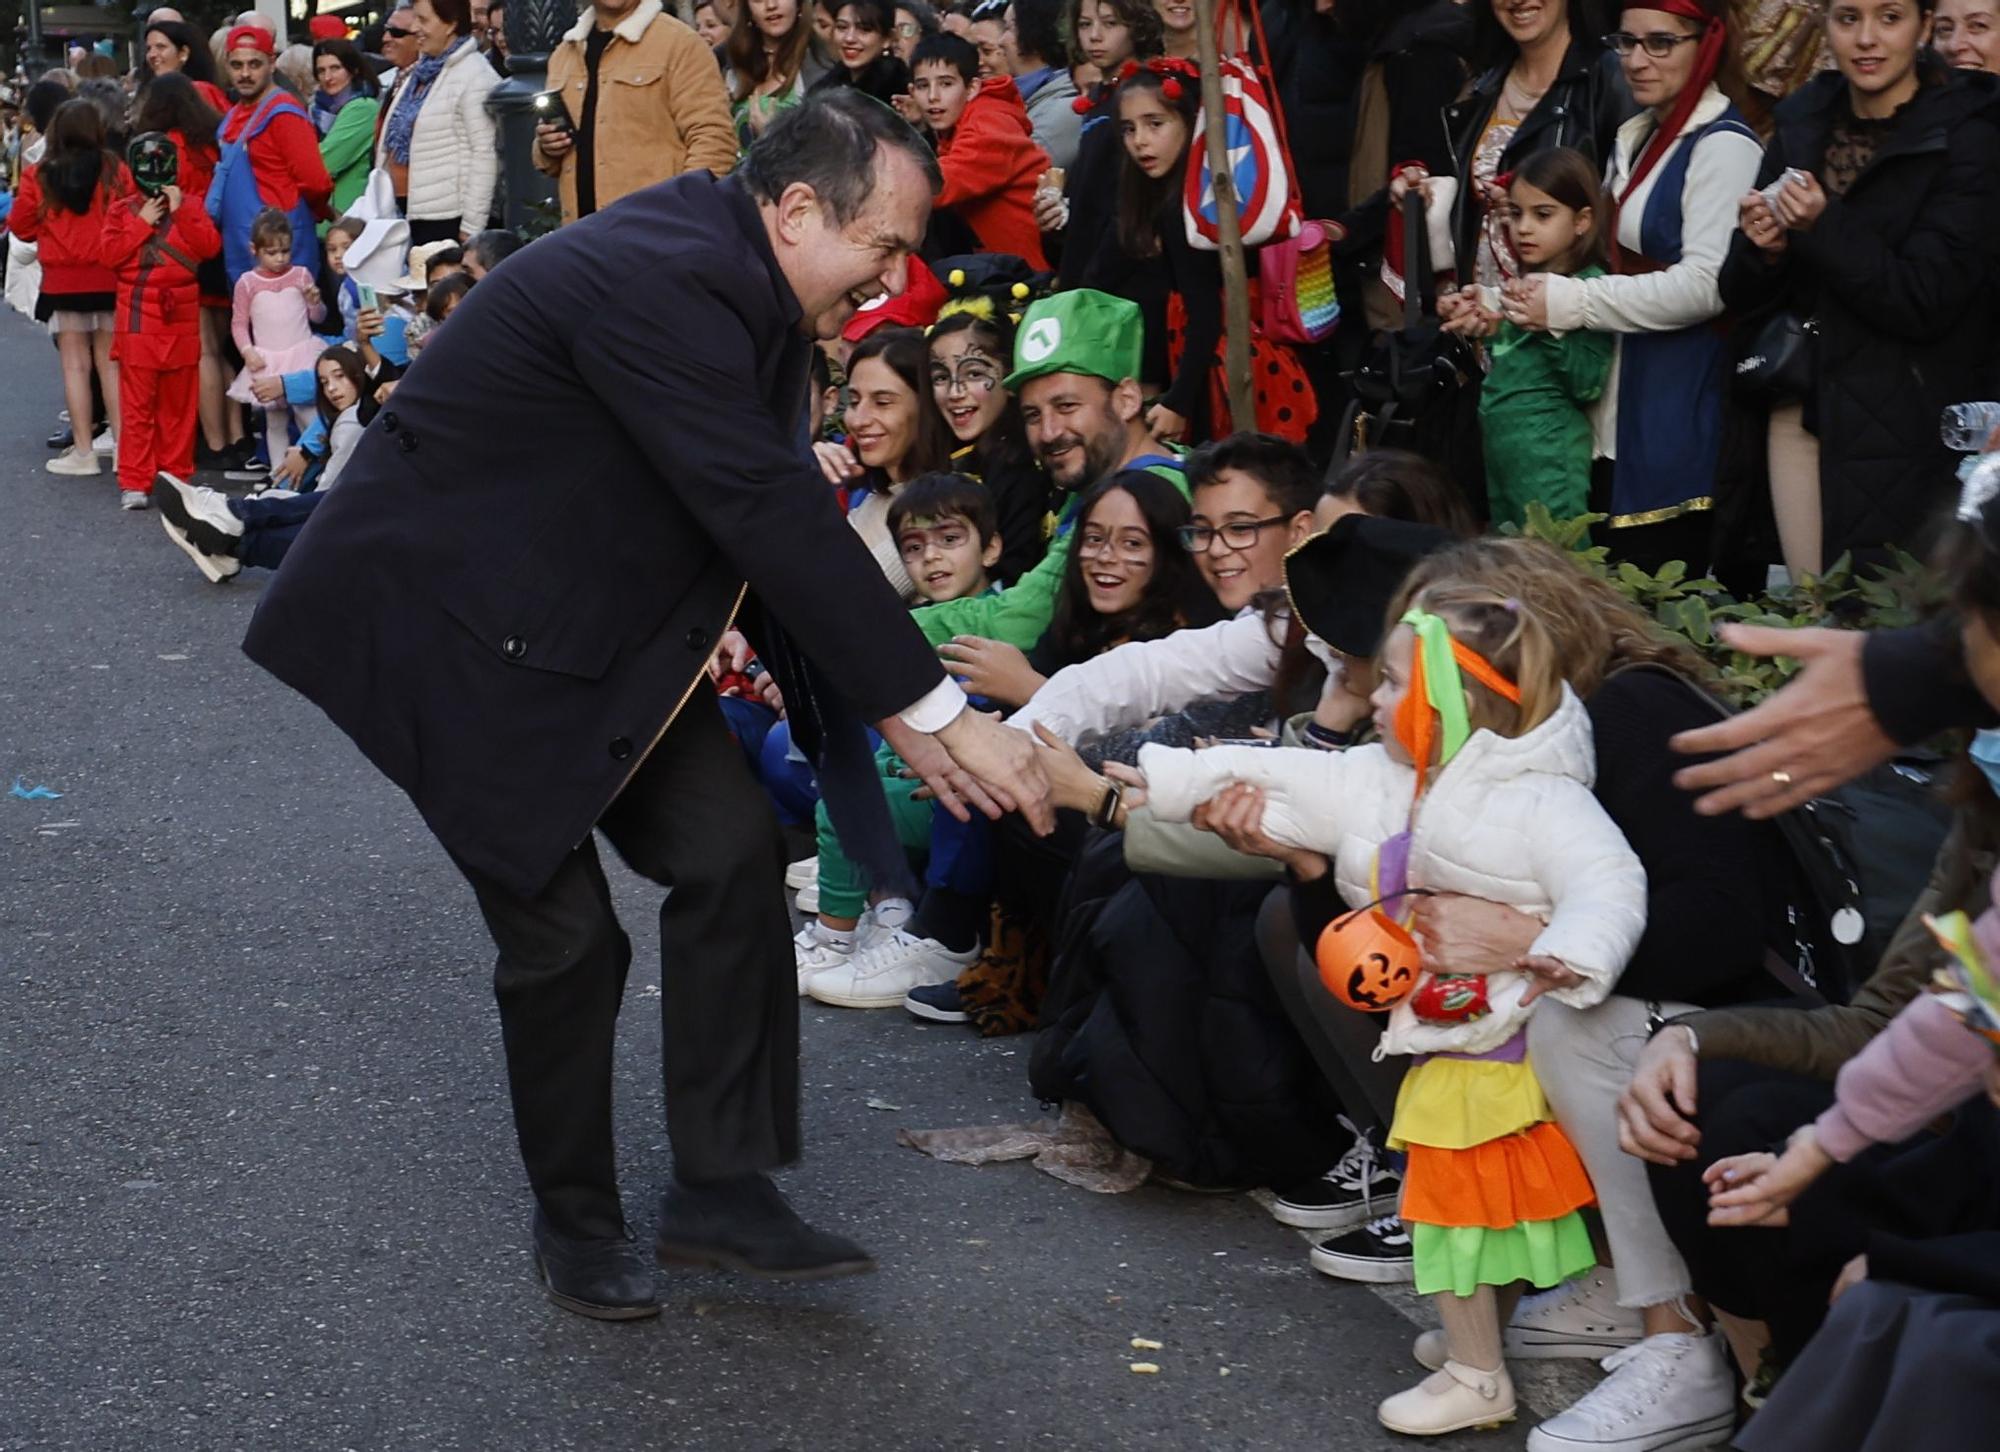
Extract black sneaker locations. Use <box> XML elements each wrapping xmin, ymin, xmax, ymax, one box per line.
<box><xmin>1271</xmin><ymin>1121</ymin><xmax>1403</xmax><ymax>1231</ymax></box>
<box><xmin>903</xmin><ymin>979</ymin><xmax>969</xmax><ymax>1023</ymax></box>
<box><xmin>1308</xmin><ymin>1213</ymin><xmax>1414</xmax><ymax>1284</ymax></box>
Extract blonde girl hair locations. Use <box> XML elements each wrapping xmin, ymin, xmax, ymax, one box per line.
<box><xmin>1390</xmin><ymin>536</ymin><xmax>1715</xmax><ymax>700</ymax></box>
<box><xmin>1405</xmin><ymin>582</ymin><xmax>1566</xmax><ymax>741</ymax></box>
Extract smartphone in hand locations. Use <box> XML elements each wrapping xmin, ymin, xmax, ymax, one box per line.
<box><xmin>532</xmin><ymin>89</ymin><xmax>577</xmax><ymax>135</ymax></box>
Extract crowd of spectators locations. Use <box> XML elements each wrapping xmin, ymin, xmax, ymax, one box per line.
<box><xmin>7</xmin><ymin>3</ymin><xmax>2000</xmax><ymax>1449</ymax></box>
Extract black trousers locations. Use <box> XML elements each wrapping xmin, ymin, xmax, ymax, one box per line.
<box><xmin>453</xmin><ymin>690</ymin><xmax>797</xmax><ymax>1239</ymax></box>
<box><xmin>405</xmin><ymin>216</ymin><xmax>462</xmax><ymax>247</ymax></box>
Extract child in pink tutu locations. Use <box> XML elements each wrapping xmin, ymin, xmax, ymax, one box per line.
<box><xmin>227</xmin><ymin>207</ymin><xmax>326</xmax><ymax>476</ymax></box>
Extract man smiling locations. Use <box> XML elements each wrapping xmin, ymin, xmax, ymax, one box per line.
<box><xmin>241</xmin><ymin>92</ymin><xmax>1050</xmax><ymax>1322</ymax></box>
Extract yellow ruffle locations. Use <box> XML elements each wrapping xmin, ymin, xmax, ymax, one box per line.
<box><xmin>1389</xmin><ymin>1056</ymin><xmax>1554</xmax><ymax>1152</ymax></box>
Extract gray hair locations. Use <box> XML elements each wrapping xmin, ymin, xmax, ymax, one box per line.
<box><xmin>738</xmin><ymin>89</ymin><xmax>940</xmax><ymax>229</ymax></box>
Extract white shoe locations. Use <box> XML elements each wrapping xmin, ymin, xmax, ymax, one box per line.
<box><xmin>92</xmin><ymin>428</ymin><xmax>115</xmax><ymax>456</ymax></box>
<box><xmin>794</xmin><ymin>881</ymin><xmax>821</xmax><ymax>915</ymax></box>
<box><xmin>1508</xmin><ymin>1267</ymin><xmax>1644</xmax><ymax>1360</ymax></box>
<box><xmin>805</xmin><ymin>929</ymin><xmax>978</xmax><ymax>1009</ymax></box>
<box><xmin>784</xmin><ymin>857</ymin><xmax>819</xmax><ymax>891</ymax></box>
<box><xmin>1379</xmin><ymin>1360</ymin><xmax>1517</xmax><ymax>1436</ymax></box>
<box><xmin>1526</xmin><ymin>1332</ymin><xmax>1738</xmax><ymax>1452</ymax></box>
<box><xmin>792</xmin><ymin>919</ymin><xmax>853</xmax><ymax>995</ymax></box>
<box><xmin>119</xmin><ymin>490</ymin><xmax>150</xmax><ymax>511</ymax></box>
<box><xmin>47</xmin><ymin>448</ymin><xmax>100</xmax><ymax>477</ymax></box>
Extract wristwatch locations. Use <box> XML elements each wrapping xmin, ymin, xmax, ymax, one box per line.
<box><xmin>1092</xmin><ymin>779</ymin><xmax>1124</xmax><ymax>830</ymax></box>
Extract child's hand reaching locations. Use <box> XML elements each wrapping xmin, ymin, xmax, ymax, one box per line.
<box><xmin>305</xmin><ymin>284</ymin><xmax>323</xmax><ymax>310</ymax></box>
<box><xmin>1516</xmin><ymin>953</ymin><xmax>1586</xmax><ymax>1004</ymax></box>
<box><xmin>1705</xmin><ymin>1125</ymin><xmax>1834</xmax><ymax>1228</ymax></box>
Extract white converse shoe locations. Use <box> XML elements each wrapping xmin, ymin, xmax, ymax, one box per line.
<box><xmin>805</xmin><ymin>929</ymin><xmax>978</xmax><ymax>1009</ymax></box>
<box><xmin>1526</xmin><ymin>1332</ymin><xmax>1738</xmax><ymax>1452</ymax></box>
<box><xmin>784</xmin><ymin>857</ymin><xmax>819</xmax><ymax>891</ymax></box>
<box><xmin>1507</xmin><ymin>1267</ymin><xmax>1644</xmax><ymax>1360</ymax></box>
<box><xmin>1379</xmin><ymin>1359</ymin><xmax>1517</xmax><ymax>1436</ymax></box>
<box><xmin>792</xmin><ymin>920</ymin><xmax>854</xmax><ymax>995</ymax></box>
<box><xmin>793</xmin><ymin>880</ymin><xmax>821</xmax><ymax>914</ymax></box>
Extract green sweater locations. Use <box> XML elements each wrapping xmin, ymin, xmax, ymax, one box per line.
<box><xmin>913</xmin><ymin>452</ymin><xmax>1188</xmax><ymax>649</ymax></box>
<box><xmin>320</xmin><ymin>97</ymin><xmax>381</xmax><ymax>221</ymax></box>
<box><xmin>1477</xmin><ymin>265</ymin><xmax>1613</xmax><ymax>529</ymax></box>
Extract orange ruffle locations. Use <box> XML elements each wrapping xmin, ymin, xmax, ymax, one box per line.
<box><xmin>1401</xmin><ymin>1122</ymin><xmax>1597</xmax><ymax>1231</ymax></box>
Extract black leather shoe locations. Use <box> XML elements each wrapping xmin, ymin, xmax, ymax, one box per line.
<box><xmin>530</xmin><ymin>1209</ymin><xmax>660</xmax><ymax>1321</ymax></box>
<box><xmin>656</xmin><ymin>1173</ymin><xmax>876</xmax><ymax>1280</ymax></box>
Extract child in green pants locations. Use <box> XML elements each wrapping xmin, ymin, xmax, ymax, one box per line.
<box><xmin>1475</xmin><ymin>148</ymin><xmax>1614</xmax><ymax>529</ymax></box>
<box><xmin>794</xmin><ymin>473</ymin><xmax>1006</xmax><ymax>987</ymax></box>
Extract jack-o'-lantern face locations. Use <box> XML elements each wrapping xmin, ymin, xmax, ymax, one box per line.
<box><xmin>1316</xmin><ymin>909</ymin><xmax>1420</xmax><ymax>1013</ymax></box>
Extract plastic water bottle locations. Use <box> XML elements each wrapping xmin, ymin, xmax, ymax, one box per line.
<box><xmin>1942</xmin><ymin>402</ymin><xmax>2000</xmax><ymax>452</ymax></box>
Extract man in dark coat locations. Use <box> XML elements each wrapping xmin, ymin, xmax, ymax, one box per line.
<box><xmin>241</xmin><ymin>91</ymin><xmax>1050</xmax><ymax>1321</ymax></box>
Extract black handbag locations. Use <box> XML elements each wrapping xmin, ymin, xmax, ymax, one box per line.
<box><xmin>1332</xmin><ymin>191</ymin><xmax>1484</xmax><ymax>517</ymax></box>
<box><xmin>1732</xmin><ymin>310</ymin><xmax>1818</xmax><ymax>404</ymax></box>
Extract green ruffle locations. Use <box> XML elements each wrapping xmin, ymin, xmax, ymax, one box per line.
<box><xmin>1410</xmin><ymin>1211</ymin><xmax>1596</xmax><ymax>1298</ymax></box>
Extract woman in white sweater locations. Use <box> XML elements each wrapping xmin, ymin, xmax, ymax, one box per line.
<box><xmin>1494</xmin><ymin>1</ymin><xmax>1761</xmax><ymax>575</ymax></box>
<box><xmin>376</xmin><ymin>0</ymin><xmax>499</xmax><ymax>244</ymax></box>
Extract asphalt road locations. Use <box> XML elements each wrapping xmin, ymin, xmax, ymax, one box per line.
<box><xmin>0</xmin><ymin>306</ymin><xmax>1556</xmax><ymax>1451</ymax></box>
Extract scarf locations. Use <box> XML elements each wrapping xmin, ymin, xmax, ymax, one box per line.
<box><xmin>310</xmin><ymin>85</ymin><xmax>358</xmax><ymax>136</ymax></box>
<box><xmin>1610</xmin><ymin>0</ymin><xmax>1727</xmax><ymax>270</ymax></box>
<box><xmin>1391</xmin><ymin>608</ymin><xmax>1521</xmax><ymax>799</ymax></box>
<box><xmin>383</xmin><ymin>36</ymin><xmax>468</xmax><ymax>166</ymax></box>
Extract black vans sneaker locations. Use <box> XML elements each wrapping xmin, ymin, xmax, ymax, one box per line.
<box><xmin>1271</xmin><ymin>1122</ymin><xmax>1402</xmax><ymax>1231</ymax></box>
<box><xmin>903</xmin><ymin>980</ymin><xmax>969</xmax><ymax>1023</ymax></box>
<box><xmin>1308</xmin><ymin>1213</ymin><xmax>1414</xmax><ymax>1284</ymax></box>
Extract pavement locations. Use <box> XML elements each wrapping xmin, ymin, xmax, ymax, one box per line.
<box><xmin>0</xmin><ymin>306</ymin><xmax>1580</xmax><ymax>1451</ymax></box>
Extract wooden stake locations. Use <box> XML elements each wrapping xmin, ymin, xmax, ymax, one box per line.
<box><xmin>1193</xmin><ymin>0</ymin><xmax>1254</xmax><ymax>434</ymax></box>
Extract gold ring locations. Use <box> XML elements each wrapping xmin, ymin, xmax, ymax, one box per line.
<box><xmin>1771</xmin><ymin>769</ymin><xmax>1794</xmax><ymax>787</ymax></box>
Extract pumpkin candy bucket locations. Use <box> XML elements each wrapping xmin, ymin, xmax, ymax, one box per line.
<box><xmin>1315</xmin><ymin>904</ymin><xmax>1422</xmax><ymax>1013</ymax></box>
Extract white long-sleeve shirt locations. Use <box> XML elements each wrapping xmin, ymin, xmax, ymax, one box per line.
<box><xmin>1006</xmin><ymin>605</ymin><xmax>1289</xmax><ymax>744</ymax></box>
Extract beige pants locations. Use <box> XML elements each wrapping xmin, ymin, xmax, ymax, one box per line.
<box><xmin>1768</xmin><ymin>401</ymin><xmax>1823</xmax><ymax>580</ymax></box>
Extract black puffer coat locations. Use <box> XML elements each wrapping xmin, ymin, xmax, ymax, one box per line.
<box><xmin>1719</xmin><ymin>67</ymin><xmax>2000</xmax><ymax>564</ymax></box>
<box><xmin>1030</xmin><ymin>833</ymin><xmax>1348</xmax><ymax>1189</ymax></box>
<box><xmin>1257</xmin><ymin>0</ymin><xmax>1374</xmax><ymax>220</ymax></box>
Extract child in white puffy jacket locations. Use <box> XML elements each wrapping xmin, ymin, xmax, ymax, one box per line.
<box><xmin>1137</xmin><ymin>581</ymin><xmax>1647</xmax><ymax>1438</ymax></box>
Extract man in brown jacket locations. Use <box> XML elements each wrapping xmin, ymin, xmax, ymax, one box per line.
<box><xmin>534</xmin><ymin>0</ymin><xmax>739</xmax><ymax>223</ymax></box>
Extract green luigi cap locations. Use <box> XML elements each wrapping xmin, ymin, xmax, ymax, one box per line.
<box><xmin>1002</xmin><ymin>289</ymin><xmax>1145</xmax><ymax>392</ymax></box>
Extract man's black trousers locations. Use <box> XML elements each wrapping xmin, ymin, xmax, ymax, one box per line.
<box><xmin>453</xmin><ymin>689</ymin><xmax>799</xmax><ymax>1239</ymax></box>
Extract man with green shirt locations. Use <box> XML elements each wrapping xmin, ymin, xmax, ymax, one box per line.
<box><xmin>913</xmin><ymin>289</ymin><xmax>1186</xmax><ymax>651</ymax></box>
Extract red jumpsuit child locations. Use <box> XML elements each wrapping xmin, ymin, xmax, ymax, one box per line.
<box><xmin>102</xmin><ymin>185</ymin><xmax>222</xmax><ymax>506</ymax></box>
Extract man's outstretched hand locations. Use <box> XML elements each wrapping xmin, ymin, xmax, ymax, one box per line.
<box><xmin>878</xmin><ymin>708</ymin><xmax>1055</xmax><ymax>835</ymax></box>
<box><xmin>1670</xmin><ymin>624</ymin><xmax>1896</xmax><ymax>817</ymax></box>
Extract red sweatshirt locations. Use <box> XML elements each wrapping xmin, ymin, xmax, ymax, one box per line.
<box><xmin>7</xmin><ymin>159</ymin><xmax>128</xmax><ymax>295</ymax></box>
<box><xmin>935</xmin><ymin>76</ymin><xmax>1052</xmax><ymax>271</ymax></box>
<box><xmin>102</xmin><ymin>190</ymin><xmax>223</xmax><ymax>368</ymax></box>
<box><xmin>219</xmin><ymin>92</ymin><xmax>333</xmax><ymax>217</ymax></box>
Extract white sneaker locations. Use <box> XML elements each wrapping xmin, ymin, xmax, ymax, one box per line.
<box><xmin>1507</xmin><ymin>1267</ymin><xmax>1644</xmax><ymax>1360</ymax></box>
<box><xmin>792</xmin><ymin>919</ymin><xmax>854</xmax><ymax>995</ymax></box>
<box><xmin>794</xmin><ymin>881</ymin><xmax>821</xmax><ymax>915</ymax></box>
<box><xmin>119</xmin><ymin>490</ymin><xmax>150</xmax><ymax>511</ymax></box>
<box><xmin>92</xmin><ymin>428</ymin><xmax>115</xmax><ymax>456</ymax></box>
<box><xmin>47</xmin><ymin>448</ymin><xmax>100</xmax><ymax>477</ymax></box>
<box><xmin>1526</xmin><ymin>1332</ymin><xmax>1738</xmax><ymax>1452</ymax></box>
<box><xmin>785</xmin><ymin>857</ymin><xmax>819</xmax><ymax>891</ymax></box>
<box><xmin>805</xmin><ymin>929</ymin><xmax>978</xmax><ymax>1009</ymax></box>
<box><xmin>1379</xmin><ymin>1360</ymin><xmax>1516</xmax><ymax>1436</ymax></box>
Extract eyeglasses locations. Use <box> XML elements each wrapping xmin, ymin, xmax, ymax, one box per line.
<box><xmin>1178</xmin><ymin>514</ymin><xmax>1288</xmax><ymax>552</ymax></box>
<box><xmin>1602</xmin><ymin>30</ymin><xmax>1701</xmax><ymax>58</ymax></box>
<box><xmin>894</xmin><ymin>21</ymin><xmax>920</xmax><ymax>37</ymax></box>
<box><xmin>1076</xmin><ymin>530</ymin><xmax>1152</xmax><ymax>565</ymax></box>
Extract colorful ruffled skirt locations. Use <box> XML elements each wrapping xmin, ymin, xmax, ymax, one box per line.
<box><xmin>1388</xmin><ymin>1041</ymin><xmax>1597</xmax><ymax>1299</ymax></box>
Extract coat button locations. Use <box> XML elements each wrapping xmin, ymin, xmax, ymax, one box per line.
<box><xmin>502</xmin><ymin>635</ymin><xmax>526</xmax><ymax>660</ymax></box>
<box><xmin>399</xmin><ymin>430</ymin><xmax>418</xmax><ymax>453</ymax></box>
<box><xmin>684</xmin><ymin>626</ymin><xmax>710</xmax><ymax>652</ymax></box>
<box><xmin>608</xmin><ymin>737</ymin><xmax>633</xmax><ymax>761</ymax></box>
<box><xmin>381</xmin><ymin>410</ymin><xmax>399</xmax><ymax>432</ymax></box>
